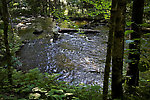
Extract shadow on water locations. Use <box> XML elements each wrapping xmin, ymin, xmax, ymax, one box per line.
<box><xmin>16</xmin><ymin>17</ymin><xmax>108</xmax><ymax>86</ymax></box>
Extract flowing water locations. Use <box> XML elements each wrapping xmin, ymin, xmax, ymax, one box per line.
<box><xmin>16</xmin><ymin>17</ymin><xmax>108</xmax><ymax>86</ymax></box>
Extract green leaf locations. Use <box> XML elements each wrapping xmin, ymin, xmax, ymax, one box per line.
<box><xmin>133</xmin><ymin>38</ymin><xmax>140</xmax><ymax>40</ymax></box>
<box><xmin>48</xmin><ymin>89</ymin><xmax>56</xmax><ymax>96</ymax></box>
<box><xmin>60</xmin><ymin>95</ymin><xmax>66</xmax><ymax>98</ymax></box>
<box><xmin>140</xmin><ymin>23</ymin><xmax>150</xmax><ymax>27</ymax></box>
<box><xmin>55</xmin><ymin>90</ymin><xmax>64</xmax><ymax>94</ymax></box>
<box><xmin>52</xmin><ymin>95</ymin><xmax>61</xmax><ymax>100</ymax></box>
<box><xmin>13</xmin><ymin>3</ymin><xmax>19</xmax><ymax>6</ymax></box>
<box><xmin>126</xmin><ymin>21</ymin><xmax>133</xmax><ymax>26</ymax></box>
<box><xmin>144</xmin><ymin>33</ymin><xmax>150</xmax><ymax>36</ymax></box>
<box><xmin>125</xmin><ymin>30</ymin><xmax>134</xmax><ymax>35</ymax></box>
<box><xmin>64</xmin><ymin>93</ymin><xmax>74</xmax><ymax>96</ymax></box>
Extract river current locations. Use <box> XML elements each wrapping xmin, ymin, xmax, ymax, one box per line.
<box><xmin>16</xmin><ymin>17</ymin><xmax>108</xmax><ymax>86</ymax></box>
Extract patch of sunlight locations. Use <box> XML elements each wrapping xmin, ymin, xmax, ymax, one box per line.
<box><xmin>77</xmin><ymin>9</ymin><xmax>82</xmax><ymax>14</ymax></box>
<box><xmin>32</xmin><ymin>87</ymin><xmax>47</xmax><ymax>93</ymax></box>
<box><xmin>60</xmin><ymin>0</ymin><xmax>67</xmax><ymax>5</ymax></box>
<box><xmin>64</xmin><ymin>9</ymin><xmax>68</xmax><ymax>15</ymax></box>
<box><xmin>84</xmin><ymin>57</ymin><xmax>90</xmax><ymax>62</ymax></box>
<box><xmin>29</xmin><ymin>93</ymin><xmax>41</xmax><ymax>99</ymax></box>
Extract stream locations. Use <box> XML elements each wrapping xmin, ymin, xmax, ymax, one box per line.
<box><xmin>16</xmin><ymin>16</ymin><xmax>108</xmax><ymax>86</ymax></box>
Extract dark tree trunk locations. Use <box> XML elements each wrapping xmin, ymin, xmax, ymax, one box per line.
<box><xmin>45</xmin><ymin>1</ymin><xmax>48</xmax><ymax>16</ymax></box>
<box><xmin>42</xmin><ymin>1</ymin><xmax>45</xmax><ymax>16</ymax></box>
<box><xmin>48</xmin><ymin>0</ymin><xmax>51</xmax><ymax>15</ymax></box>
<box><xmin>127</xmin><ymin>0</ymin><xmax>144</xmax><ymax>87</ymax></box>
<box><xmin>1</xmin><ymin>0</ymin><xmax>12</xmax><ymax>85</ymax></box>
<box><xmin>48</xmin><ymin>0</ymin><xmax>53</xmax><ymax>17</ymax></box>
<box><xmin>111</xmin><ymin>0</ymin><xmax>126</xmax><ymax>99</ymax></box>
<box><xmin>102</xmin><ymin>0</ymin><xmax>117</xmax><ymax>99</ymax></box>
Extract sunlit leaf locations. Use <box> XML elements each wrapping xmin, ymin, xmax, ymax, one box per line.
<box><xmin>65</xmin><ymin>93</ymin><xmax>74</xmax><ymax>96</ymax></box>
<box><xmin>13</xmin><ymin>3</ymin><xmax>19</xmax><ymax>6</ymax></box>
<box><xmin>144</xmin><ymin>33</ymin><xmax>150</xmax><ymax>36</ymax></box>
<box><xmin>140</xmin><ymin>23</ymin><xmax>150</xmax><ymax>27</ymax></box>
<box><xmin>126</xmin><ymin>21</ymin><xmax>133</xmax><ymax>26</ymax></box>
<box><xmin>125</xmin><ymin>30</ymin><xmax>134</xmax><ymax>35</ymax></box>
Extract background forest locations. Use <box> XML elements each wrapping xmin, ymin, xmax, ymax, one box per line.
<box><xmin>0</xmin><ymin>0</ymin><xmax>150</xmax><ymax>100</ymax></box>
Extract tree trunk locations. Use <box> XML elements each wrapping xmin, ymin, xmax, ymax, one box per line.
<box><xmin>1</xmin><ymin>0</ymin><xmax>12</xmax><ymax>85</ymax></box>
<box><xmin>127</xmin><ymin>0</ymin><xmax>144</xmax><ymax>88</ymax></box>
<box><xmin>102</xmin><ymin>0</ymin><xmax>117</xmax><ymax>99</ymax></box>
<box><xmin>42</xmin><ymin>1</ymin><xmax>45</xmax><ymax>16</ymax></box>
<box><xmin>45</xmin><ymin>1</ymin><xmax>48</xmax><ymax>16</ymax></box>
<box><xmin>111</xmin><ymin>0</ymin><xmax>126</xmax><ymax>99</ymax></box>
<box><xmin>48</xmin><ymin>0</ymin><xmax>51</xmax><ymax>16</ymax></box>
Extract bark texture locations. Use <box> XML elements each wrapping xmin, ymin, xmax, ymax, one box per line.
<box><xmin>127</xmin><ymin>0</ymin><xmax>144</xmax><ymax>87</ymax></box>
<box><xmin>103</xmin><ymin>0</ymin><xmax>117</xmax><ymax>99</ymax></box>
<box><xmin>1</xmin><ymin>0</ymin><xmax>12</xmax><ymax>84</ymax></box>
<box><xmin>111</xmin><ymin>0</ymin><xmax>126</xmax><ymax>99</ymax></box>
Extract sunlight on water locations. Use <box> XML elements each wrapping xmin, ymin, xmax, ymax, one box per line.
<box><xmin>17</xmin><ymin>17</ymin><xmax>108</xmax><ymax>86</ymax></box>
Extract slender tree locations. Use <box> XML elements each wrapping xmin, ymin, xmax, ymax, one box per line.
<box><xmin>127</xmin><ymin>0</ymin><xmax>144</xmax><ymax>88</ymax></box>
<box><xmin>103</xmin><ymin>0</ymin><xmax>117</xmax><ymax>99</ymax></box>
<box><xmin>111</xmin><ymin>0</ymin><xmax>126</xmax><ymax>99</ymax></box>
<box><xmin>1</xmin><ymin>0</ymin><xmax>12</xmax><ymax>84</ymax></box>
<box><xmin>103</xmin><ymin>0</ymin><xmax>126</xmax><ymax>99</ymax></box>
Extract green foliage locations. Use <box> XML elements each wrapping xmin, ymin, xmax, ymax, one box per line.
<box><xmin>126</xmin><ymin>21</ymin><xmax>133</xmax><ymax>26</ymax></box>
<box><xmin>124</xmin><ymin>21</ymin><xmax>150</xmax><ymax>73</ymax></box>
<box><xmin>66</xmin><ymin>0</ymin><xmax>111</xmax><ymax>20</ymax></box>
<box><xmin>72</xmin><ymin>84</ymin><xmax>103</xmax><ymax>100</ymax></box>
<box><xmin>140</xmin><ymin>23</ymin><xmax>150</xmax><ymax>27</ymax></box>
<box><xmin>144</xmin><ymin>33</ymin><xmax>150</xmax><ymax>36</ymax></box>
<box><xmin>139</xmin><ymin>38</ymin><xmax>150</xmax><ymax>72</ymax></box>
<box><xmin>13</xmin><ymin>3</ymin><xmax>19</xmax><ymax>6</ymax></box>
<box><xmin>144</xmin><ymin>4</ymin><xmax>150</xmax><ymax>20</ymax></box>
<box><xmin>0</xmin><ymin>23</ymin><xmax>5</xmax><ymax>59</ymax></box>
<box><xmin>82</xmin><ymin>0</ymin><xmax>111</xmax><ymax>19</ymax></box>
<box><xmin>0</xmin><ymin>25</ymin><xmax>22</xmax><ymax>68</ymax></box>
<box><xmin>51</xmin><ymin>8</ymin><xmax>67</xmax><ymax>21</ymax></box>
<box><xmin>0</xmin><ymin>68</ymin><xmax>103</xmax><ymax>100</ymax></box>
<box><xmin>9</xmin><ymin>33</ymin><xmax>22</xmax><ymax>54</ymax></box>
<box><xmin>138</xmin><ymin>61</ymin><xmax>149</xmax><ymax>72</ymax></box>
<box><xmin>125</xmin><ymin>30</ymin><xmax>134</xmax><ymax>36</ymax></box>
<box><xmin>124</xmin><ymin>70</ymin><xmax>150</xmax><ymax>100</ymax></box>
